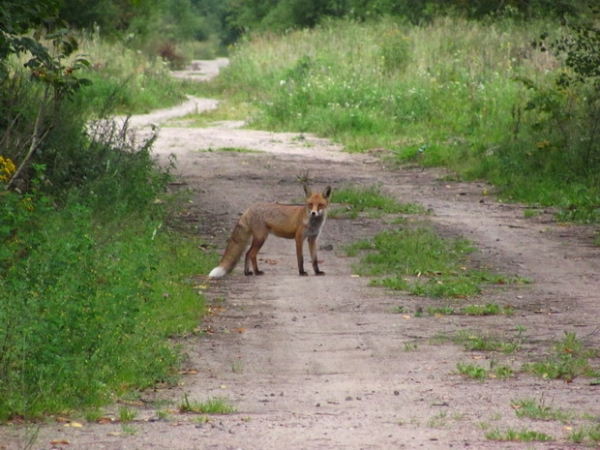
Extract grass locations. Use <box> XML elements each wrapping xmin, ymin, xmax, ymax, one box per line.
<box><xmin>64</xmin><ymin>28</ymin><xmax>204</xmax><ymax>116</ymax></box>
<box><xmin>178</xmin><ymin>394</ymin><xmax>236</xmax><ymax>415</ymax></box>
<box><xmin>485</xmin><ymin>428</ymin><xmax>554</xmax><ymax>442</ymax></box>
<box><xmin>427</xmin><ymin>302</ymin><xmax>514</xmax><ymax>316</ymax></box>
<box><xmin>568</xmin><ymin>424</ymin><xmax>600</xmax><ymax>445</ymax></box>
<box><xmin>453</xmin><ymin>330</ymin><xmax>521</xmax><ymax>354</ymax></box>
<box><xmin>510</xmin><ymin>398</ymin><xmax>573</xmax><ymax>422</ymax></box>
<box><xmin>203</xmin><ymin>16</ymin><xmax>600</xmax><ymax>223</ymax></box>
<box><xmin>329</xmin><ymin>185</ymin><xmax>426</xmax><ymax>219</ymax></box>
<box><xmin>457</xmin><ymin>363</ymin><xmax>488</xmax><ymax>382</ymax></box>
<box><xmin>347</xmin><ymin>223</ymin><xmax>517</xmax><ymax>298</ymax></box>
<box><xmin>0</xmin><ymin>199</ymin><xmax>215</xmax><ymax>420</ymax></box>
<box><xmin>522</xmin><ymin>332</ymin><xmax>599</xmax><ymax>382</ymax></box>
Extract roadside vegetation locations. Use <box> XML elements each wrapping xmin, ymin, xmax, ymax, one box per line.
<box><xmin>2</xmin><ymin>0</ymin><xmax>599</xmax><ymax>440</ymax></box>
<box><xmin>204</xmin><ymin>8</ymin><xmax>600</xmax><ymax>222</ymax></box>
<box><xmin>0</xmin><ymin>1</ymin><xmax>217</xmax><ymax>421</ymax></box>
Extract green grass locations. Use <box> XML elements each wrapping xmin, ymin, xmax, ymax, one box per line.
<box><xmin>522</xmin><ymin>332</ymin><xmax>599</xmax><ymax>382</ymax></box>
<box><xmin>427</xmin><ymin>303</ymin><xmax>514</xmax><ymax>316</ymax></box>
<box><xmin>510</xmin><ymin>398</ymin><xmax>573</xmax><ymax>422</ymax></box>
<box><xmin>179</xmin><ymin>394</ymin><xmax>236</xmax><ymax>415</ymax></box>
<box><xmin>172</xmin><ymin>101</ymin><xmax>257</xmax><ymax>127</ymax></box>
<box><xmin>485</xmin><ymin>428</ymin><xmax>554</xmax><ymax>442</ymax></box>
<box><xmin>347</xmin><ymin>224</ymin><xmax>515</xmax><ymax>298</ymax></box>
<box><xmin>0</xmin><ymin>116</ymin><xmax>216</xmax><ymax>421</ymax></box>
<box><xmin>453</xmin><ymin>330</ymin><xmax>521</xmax><ymax>354</ymax></box>
<box><xmin>203</xmin><ymin>17</ymin><xmax>600</xmax><ymax>223</ymax></box>
<box><xmin>329</xmin><ymin>185</ymin><xmax>426</xmax><ymax>219</ymax></box>
<box><xmin>568</xmin><ymin>424</ymin><xmax>600</xmax><ymax>445</ymax></box>
<box><xmin>0</xmin><ymin>201</ymin><xmax>214</xmax><ymax>420</ymax></box>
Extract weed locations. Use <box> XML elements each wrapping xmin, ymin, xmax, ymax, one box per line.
<box><xmin>492</xmin><ymin>365</ymin><xmax>514</xmax><ymax>380</ymax></box>
<box><xmin>230</xmin><ymin>360</ymin><xmax>244</xmax><ymax>373</ymax></box>
<box><xmin>121</xmin><ymin>424</ymin><xmax>137</xmax><ymax>435</ymax></box>
<box><xmin>456</xmin><ymin>363</ymin><xmax>487</xmax><ymax>382</ymax></box>
<box><xmin>485</xmin><ymin>427</ymin><xmax>554</xmax><ymax>442</ymax></box>
<box><xmin>427</xmin><ymin>411</ymin><xmax>449</xmax><ymax>428</ymax></box>
<box><xmin>523</xmin><ymin>332</ymin><xmax>599</xmax><ymax>381</ymax></box>
<box><xmin>179</xmin><ymin>394</ymin><xmax>236</xmax><ymax>415</ymax></box>
<box><xmin>391</xmin><ymin>305</ymin><xmax>406</xmax><ymax>314</ymax></box>
<box><xmin>427</xmin><ymin>303</ymin><xmax>513</xmax><ymax>316</ymax></box>
<box><xmin>510</xmin><ymin>397</ymin><xmax>572</xmax><ymax>422</ymax></box>
<box><xmin>404</xmin><ymin>342</ymin><xmax>419</xmax><ymax>352</ymax></box>
<box><xmin>524</xmin><ymin>208</ymin><xmax>543</xmax><ymax>218</ymax></box>
<box><xmin>461</xmin><ymin>303</ymin><xmax>513</xmax><ymax>316</ymax></box>
<box><xmin>330</xmin><ymin>185</ymin><xmax>425</xmax><ymax>219</ymax></box>
<box><xmin>157</xmin><ymin>410</ymin><xmax>171</xmax><ymax>421</ymax></box>
<box><xmin>118</xmin><ymin>407</ymin><xmax>137</xmax><ymax>423</ymax></box>
<box><xmin>569</xmin><ymin>424</ymin><xmax>600</xmax><ymax>444</ymax></box>
<box><xmin>453</xmin><ymin>330</ymin><xmax>521</xmax><ymax>354</ymax></box>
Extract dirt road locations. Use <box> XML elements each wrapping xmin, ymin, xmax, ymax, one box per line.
<box><xmin>4</xmin><ymin>60</ymin><xmax>600</xmax><ymax>450</ymax></box>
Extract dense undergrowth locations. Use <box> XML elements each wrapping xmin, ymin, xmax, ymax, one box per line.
<box><xmin>0</xmin><ymin>32</ymin><xmax>215</xmax><ymax>420</ymax></box>
<box><xmin>203</xmin><ymin>17</ymin><xmax>600</xmax><ymax>222</ymax></box>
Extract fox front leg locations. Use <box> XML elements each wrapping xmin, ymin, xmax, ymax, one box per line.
<box><xmin>295</xmin><ymin>235</ymin><xmax>308</xmax><ymax>276</ymax></box>
<box><xmin>308</xmin><ymin>236</ymin><xmax>324</xmax><ymax>275</ymax></box>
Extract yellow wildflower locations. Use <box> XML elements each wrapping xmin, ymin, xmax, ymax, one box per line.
<box><xmin>0</xmin><ymin>156</ymin><xmax>16</xmax><ymax>183</ymax></box>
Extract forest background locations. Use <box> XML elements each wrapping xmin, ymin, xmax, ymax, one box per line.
<box><xmin>0</xmin><ymin>0</ymin><xmax>599</xmax><ymax>420</ymax></box>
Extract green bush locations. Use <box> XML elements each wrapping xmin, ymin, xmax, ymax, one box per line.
<box><xmin>0</xmin><ymin>158</ymin><xmax>212</xmax><ymax>419</ymax></box>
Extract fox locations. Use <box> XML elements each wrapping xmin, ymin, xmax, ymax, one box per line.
<box><xmin>208</xmin><ymin>185</ymin><xmax>332</xmax><ymax>278</ymax></box>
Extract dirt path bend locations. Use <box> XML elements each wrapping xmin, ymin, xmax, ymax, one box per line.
<box><xmin>4</xmin><ymin>60</ymin><xmax>600</xmax><ymax>450</ymax></box>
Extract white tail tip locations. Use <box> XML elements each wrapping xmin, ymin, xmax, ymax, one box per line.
<box><xmin>208</xmin><ymin>266</ymin><xmax>227</xmax><ymax>278</ymax></box>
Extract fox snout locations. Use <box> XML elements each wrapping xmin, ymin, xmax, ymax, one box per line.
<box><xmin>310</xmin><ymin>210</ymin><xmax>320</xmax><ymax>217</ymax></box>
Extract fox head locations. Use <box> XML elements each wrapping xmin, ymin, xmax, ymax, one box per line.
<box><xmin>304</xmin><ymin>185</ymin><xmax>332</xmax><ymax>218</ymax></box>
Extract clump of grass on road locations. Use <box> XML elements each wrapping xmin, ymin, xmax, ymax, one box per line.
<box><xmin>347</xmin><ymin>224</ymin><xmax>514</xmax><ymax>298</ymax></box>
<box><xmin>179</xmin><ymin>394</ymin><xmax>236</xmax><ymax>414</ymax></box>
<box><xmin>329</xmin><ymin>185</ymin><xmax>426</xmax><ymax>219</ymax></box>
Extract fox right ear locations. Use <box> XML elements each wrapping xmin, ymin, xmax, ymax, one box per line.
<box><xmin>323</xmin><ymin>186</ymin><xmax>332</xmax><ymax>200</ymax></box>
<box><xmin>303</xmin><ymin>184</ymin><xmax>311</xmax><ymax>197</ymax></box>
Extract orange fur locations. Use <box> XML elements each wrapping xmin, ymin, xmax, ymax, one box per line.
<box><xmin>209</xmin><ymin>186</ymin><xmax>332</xmax><ymax>278</ymax></box>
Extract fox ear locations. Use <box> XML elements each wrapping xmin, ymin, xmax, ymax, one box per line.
<box><xmin>323</xmin><ymin>186</ymin><xmax>332</xmax><ymax>200</ymax></box>
<box><xmin>303</xmin><ymin>184</ymin><xmax>311</xmax><ymax>197</ymax></box>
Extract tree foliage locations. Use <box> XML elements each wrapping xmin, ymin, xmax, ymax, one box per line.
<box><xmin>222</xmin><ymin>0</ymin><xmax>595</xmax><ymax>39</ymax></box>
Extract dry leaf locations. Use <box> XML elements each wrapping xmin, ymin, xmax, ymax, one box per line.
<box><xmin>50</xmin><ymin>440</ymin><xmax>70</xmax><ymax>445</ymax></box>
<box><xmin>96</xmin><ymin>417</ymin><xmax>115</xmax><ymax>424</ymax></box>
<box><xmin>236</xmin><ymin>327</ymin><xmax>247</xmax><ymax>333</ymax></box>
<box><xmin>64</xmin><ymin>421</ymin><xmax>83</xmax><ymax>428</ymax></box>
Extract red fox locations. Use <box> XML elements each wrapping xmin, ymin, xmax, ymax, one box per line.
<box><xmin>208</xmin><ymin>185</ymin><xmax>332</xmax><ymax>278</ymax></box>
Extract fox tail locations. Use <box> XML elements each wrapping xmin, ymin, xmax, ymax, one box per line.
<box><xmin>208</xmin><ymin>218</ymin><xmax>251</xmax><ymax>278</ymax></box>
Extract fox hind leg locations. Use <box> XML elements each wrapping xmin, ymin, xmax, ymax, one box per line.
<box><xmin>244</xmin><ymin>236</ymin><xmax>267</xmax><ymax>276</ymax></box>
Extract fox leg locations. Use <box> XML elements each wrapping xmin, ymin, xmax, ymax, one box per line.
<box><xmin>308</xmin><ymin>236</ymin><xmax>324</xmax><ymax>275</ymax></box>
<box><xmin>245</xmin><ymin>236</ymin><xmax>266</xmax><ymax>276</ymax></box>
<box><xmin>295</xmin><ymin>234</ymin><xmax>308</xmax><ymax>276</ymax></box>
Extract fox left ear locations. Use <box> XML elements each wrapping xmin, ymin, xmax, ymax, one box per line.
<box><xmin>323</xmin><ymin>186</ymin><xmax>332</xmax><ymax>200</ymax></box>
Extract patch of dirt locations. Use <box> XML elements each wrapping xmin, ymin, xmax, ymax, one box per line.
<box><xmin>4</xmin><ymin>60</ymin><xmax>600</xmax><ymax>450</ymax></box>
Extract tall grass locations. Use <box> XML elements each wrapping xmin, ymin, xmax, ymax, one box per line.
<box><xmin>67</xmin><ymin>29</ymin><xmax>197</xmax><ymax>115</ymax></box>
<box><xmin>218</xmin><ymin>17</ymin><xmax>557</xmax><ymax>151</ymax></box>
<box><xmin>208</xmin><ymin>17</ymin><xmax>600</xmax><ymax>221</ymax></box>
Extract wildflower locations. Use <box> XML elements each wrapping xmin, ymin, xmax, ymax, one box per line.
<box><xmin>0</xmin><ymin>156</ymin><xmax>16</xmax><ymax>183</ymax></box>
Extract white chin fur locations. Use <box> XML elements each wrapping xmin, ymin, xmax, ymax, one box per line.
<box><xmin>208</xmin><ymin>266</ymin><xmax>227</xmax><ymax>278</ymax></box>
